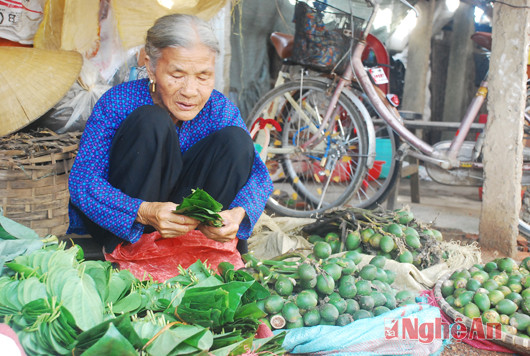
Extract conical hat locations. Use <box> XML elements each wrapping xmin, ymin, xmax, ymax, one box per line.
<box><xmin>0</xmin><ymin>47</ymin><xmax>83</xmax><ymax>137</ymax></box>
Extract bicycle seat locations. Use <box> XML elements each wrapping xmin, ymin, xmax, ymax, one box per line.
<box><xmin>271</xmin><ymin>32</ymin><xmax>294</xmax><ymax>60</ymax></box>
<box><xmin>470</xmin><ymin>32</ymin><xmax>492</xmax><ymax>51</ymax></box>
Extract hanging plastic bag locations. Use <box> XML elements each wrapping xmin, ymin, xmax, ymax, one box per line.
<box><xmin>105</xmin><ymin>230</ymin><xmax>244</xmax><ymax>282</ymax></box>
<box><xmin>36</xmin><ymin>59</ymin><xmax>110</xmax><ymax>133</ymax></box>
<box><xmin>0</xmin><ymin>0</ymin><xmax>45</xmax><ymax>45</ymax></box>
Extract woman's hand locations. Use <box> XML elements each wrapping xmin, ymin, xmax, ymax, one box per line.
<box><xmin>136</xmin><ymin>201</ymin><xmax>200</xmax><ymax>238</ymax></box>
<box><xmin>198</xmin><ymin>207</ymin><xmax>246</xmax><ymax>243</ymax></box>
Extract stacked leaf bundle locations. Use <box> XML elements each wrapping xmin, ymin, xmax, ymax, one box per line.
<box><xmin>440</xmin><ymin>257</ymin><xmax>530</xmax><ymax>339</ymax></box>
<box><xmin>0</xmin><ymin>241</ymin><xmax>285</xmax><ymax>355</ymax></box>
<box><xmin>242</xmin><ymin>243</ymin><xmax>419</xmax><ymax>329</ymax></box>
<box><xmin>174</xmin><ymin>188</ymin><xmax>223</xmax><ymax>227</ymax></box>
<box><xmin>302</xmin><ymin>207</ymin><xmax>447</xmax><ymax>270</ymax></box>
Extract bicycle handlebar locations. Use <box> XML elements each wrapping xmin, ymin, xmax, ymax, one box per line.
<box><xmin>368</xmin><ymin>0</ymin><xmax>416</xmax><ymax>12</ymax></box>
<box><xmin>397</xmin><ymin>0</ymin><xmax>418</xmax><ymax>16</ymax></box>
<box><xmin>361</xmin><ymin>0</ymin><xmax>417</xmax><ymax>38</ymax></box>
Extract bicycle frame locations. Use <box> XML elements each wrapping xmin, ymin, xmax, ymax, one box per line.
<box><xmin>346</xmin><ymin>3</ymin><xmax>472</xmax><ymax>169</ymax></box>
<box><xmin>260</xmin><ymin>0</ymin><xmax>528</xmax><ymax>173</ymax></box>
<box><xmin>350</xmin><ymin>0</ymin><xmax>530</xmax><ymax>171</ymax></box>
<box><xmin>247</xmin><ymin>0</ymin><xmax>530</xmax><ymax>222</ymax></box>
<box><xmin>290</xmin><ymin>0</ymin><xmax>453</xmax><ymax>167</ymax></box>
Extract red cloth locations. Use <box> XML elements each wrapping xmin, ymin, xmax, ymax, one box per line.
<box><xmin>105</xmin><ymin>230</ymin><xmax>244</xmax><ymax>282</ymax></box>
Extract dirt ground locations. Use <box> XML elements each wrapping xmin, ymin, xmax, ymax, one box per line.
<box><xmin>440</xmin><ymin>342</ymin><xmax>518</xmax><ymax>356</ymax></box>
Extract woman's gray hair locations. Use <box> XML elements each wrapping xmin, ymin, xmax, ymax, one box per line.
<box><xmin>145</xmin><ymin>14</ymin><xmax>220</xmax><ymax>70</ymax></box>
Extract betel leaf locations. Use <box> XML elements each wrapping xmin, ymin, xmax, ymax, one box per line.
<box><xmin>174</xmin><ymin>188</ymin><xmax>224</xmax><ymax>227</ymax></box>
<box><xmin>16</xmin><ymin>277</ymin><xmax>47</xmax><ymax>306</ymax></box>
<box><xmin>112</xmin><ymin>291</ymin><xmax>142</xmax><ymax>314</ymax></box>
<box><xmin>166</xmin><ymin>259</ymin><xmax>220</xmax><ymax>287</ymax></box>
<box><xmin>19</xmin><ymin>298</ymin><xmax>50</xmax><ymax>326</ymax></box>
<box><xmin>17</xmin><ymin>329</ymin><xmax>52</xmax><ymax>356</ymax></box>
<box><xmin>60</xmin><ymin>273</ymin><xmax>104</xmax><ymax>331</ymax></box>
<box><xmin>234</xmin><ymin>302</ymin><xmax>266</xmax><ymax>321</ymax></box>
<box><xmin>217</xmin><ymin>262</ymin><xmax>234</xmax><ymax>277</ymax></box>
<box><xmin>43</xmin><ymin>321</ymin><xmax>71</xmax><ymax>355</ymax></box>
<box><xmin>5</xmin><ymin>261</ymin><xmax>40</xmax><ymax>278</ymax></box>
<box><xmin>46</xmin><ymin>265</ymin><xmax>78</xmax><ymax>298</ymax></box>
<box><xmin>106</xmin><ymin>269</ymin><xmax>137</xmax><ymax>305</ymax></box>
<box><xmin>29</xmin><ymin>248</ymin><xmax>53</xmax><ymax>274</ymax></box>
<box><xmin>107</xmin><ymin>275</ymin><xmax>129</xmax><ymax>305</ymax></box>
<box><xmin>181</xmin><ymin>189</ymin><xmax>222</xmax><ymax>212</ymax></box>
<box><xmin>79</xmin><ymin>323</ymin><xmax>137</xmax><ymax>356</ymax></box>
<box><xmin>74</xmin><ymin>314</ymin><xmax>142</xmax><ymax>353</ymax></box>
<box><xmin>186</xmin><ymin>259</ymin><xmax>216</xmax><ymax>281</ymax></box>
<box><xmin>176</xmin><ymin>281</ymin><xmax>254</xmax><ymax>330</ymax></box>
<box><xmin>184</xmin><ymin>209</ymin><xmax>221</xmax><ymax>219</ymax></box>
<box><xmin>0</xmin><ymin>240</ymin><xmax>42</xmax><ymax>262</ymax></box>
<box><xmin>208</xmin><ymin>337</ymin><xmax>253</xmax><ymax>356</ymax></box>
<box><xmin>0</xmin><ymin>225</ymin><xmax>15</xmax><ymax>240</ymax></box>
<box><xmin>182</xmin><ymin>327</ymin><xmax>213</xmax><ymax>351</ymax></box>
<box><xmin>252</xmin><ymin>332</ymin><xmax>287</xmax><ymax>355</ymax></box>
<box><xmin>145</xmin><ymin>324</ymin><xmax>212</xmax><ymax>356</ymax></box>
<box><xmin>111</xmin><ymin>313</ymin><xmax>144</xmax><ymax>349</ymax></box>
<box><xmin>82</xmin><ymin>260</ymin><xmax>111</xmax><ymax>303</ymax></box>
<box><xmin>219</xmin><ymin>268</ymin><xmax>270</xmax><ymax>304</ymax></box>
<box><xmin>194</xmin><ymin>275</ymin><xmax>224</xmax><ymax>288</ymax></box>
<box><xmin>182</xmin><ymin>197</ymin><xmax>217</xmax><ymax>210</ymax></box>
<box><xmin>1</xmin><ymin>280</ymin><xmax>23</xmax><ymax>311</ymax></box>
<box><xmin>210</xmin><ymin>329</ymin><xmax>243</xmax><ymax>349</ymax></box>
<box><xmin>131</xmin><ymin>318</ymin><xmax>160</xmax><ymax>344</ymax></box>
<box><xmin>46</xmin><ymin>246</ymin><xmax>80</xmax><ymax>272</ymax></box>
<box><xmin>0</xmin><ymin>238</ymin><xmax>43</xmax><ymax>274</ymax></box>
<box><xmin>0</xmin><ymin>207</ymin><xmax>40</xmax><ymax>240</ymax></box>
<box><xmin>54</xmin><ymin>307</ymin><xmax>78</xmax><ymax>346</ymax></box>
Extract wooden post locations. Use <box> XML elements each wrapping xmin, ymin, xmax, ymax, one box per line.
<box><xmin>394</xmin><ymin>0</ymin><xmax>436</xmax><ymax>206</ymax></box>
<box><xmin>401</xmin><ymin>0</ymin><xmax>435</xmax><ymax>119</ymax></box>
<box><xmin>441</xmin><ymin>2</ymin><xmax>476</xmax><ymax>141</ymax></box>
<box><xmin>479</xmin><ymin>1</ymin><xmax>530</xmax><ymax>257</ymax></box>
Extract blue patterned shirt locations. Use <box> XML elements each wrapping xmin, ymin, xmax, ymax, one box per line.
<box><xmin>67</xmin><ymin>78</ymin><xmax>272</xmax><ymax>244</ymax></box>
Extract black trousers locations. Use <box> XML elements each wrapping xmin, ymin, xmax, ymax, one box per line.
<box><xmin>80</xmin><ymin>105</ymin><xmax>254</xmax><ymax>255</ymax></box>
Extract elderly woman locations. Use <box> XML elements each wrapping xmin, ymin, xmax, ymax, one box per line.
<box><xmin>67</xmin><ymin>14</ymin><xmax>273</xmax><ymax>256</ymax></box>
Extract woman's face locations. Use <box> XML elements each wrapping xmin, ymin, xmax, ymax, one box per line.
<box><xmin>146</xmin><ymin>44</ymin><xmax>216</xmax><ymax>123</ymax></box>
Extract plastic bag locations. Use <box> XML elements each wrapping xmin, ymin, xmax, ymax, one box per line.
<box><xmin>0</xmin><ymin>0</ymin><xmax>45</xmax><ymax>45</ymax></box>
<box><xmin>37</xmin><ymin>59</ymin><xmax>110</xmax><ymax>133</ymax></box>
<box><xmin>104</xmin><ymin>230</ymin><xmax>244</xmax><ymax>282</ymax></box>
<box><xmin>88</xmin><ymin>0</ymin><xmax>129</xmax><ymax>84</ymax></box>
<box><xmin>248</xmin><ymin>213</ymin><xmax>315</xmax><ymax>260</ymax></box>
<box><xmin>291</xmin><ymin>1</ymin><xmax>351</xmax><ymax>73</ymax></box>
<box><xmin>350</xmin><ymin>240</ymin><xmax>481</xmax><ymax>293</ymax></box>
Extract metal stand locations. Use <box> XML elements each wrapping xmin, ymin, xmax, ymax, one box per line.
<box><xmin>386</xmin><ymin>111</ymin><xmax>422</xmax><ymax>210</ymax></box>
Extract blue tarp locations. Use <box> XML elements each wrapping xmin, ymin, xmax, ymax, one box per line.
<box><xmin>276</xmin><ymin>303</ymin><xmax>449</xmax><ymax>355</ymax></box>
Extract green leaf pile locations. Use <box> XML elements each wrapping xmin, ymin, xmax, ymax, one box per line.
<box><xmin>174</xmin><ymin>188</ymin><xmax>224</xmax><ymax>227</ymax></box>
<box><xmin>0</xmin><ymin>213</ymin><xmax>286</xmax><ymax>355</ymax></box>
<box><xmin>0</xmin><ymin>207</ymin><xmax>56</xmax><ymax>273</ymax></box>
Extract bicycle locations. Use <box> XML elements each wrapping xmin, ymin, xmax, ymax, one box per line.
<box><xmin>247</xmin><ymin>0</ymin><xmax>409</xmax><ymax>217</ymax></box>
<box><xmin>247</xmin><ymin>0</ymin><xmax>530</xmax><ymax>224</ymax></box>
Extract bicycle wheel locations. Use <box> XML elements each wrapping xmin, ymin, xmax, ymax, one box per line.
<box><xmin>248</xmin><ymin>79</ymin><xmax>369</xmax><ymax>217</ymax></box>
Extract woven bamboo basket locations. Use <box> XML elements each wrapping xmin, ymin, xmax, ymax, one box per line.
<box><xmin>0</xmin><ymin>130</ymin><xmax>81</xmax><ymax>237</ymax></box>
<box><xmin>434</xmin><ymin>269</ymin><xmax>530</xmax><ymax>355</ymax></box>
